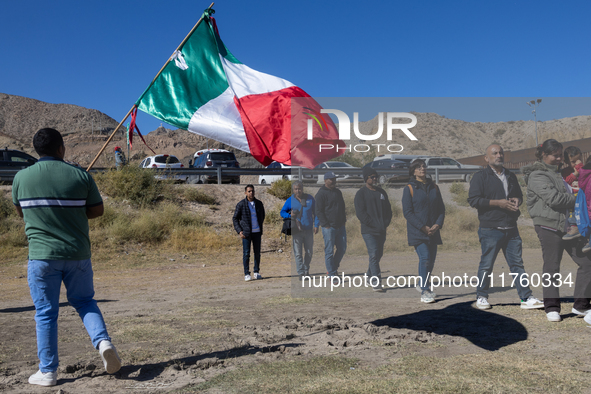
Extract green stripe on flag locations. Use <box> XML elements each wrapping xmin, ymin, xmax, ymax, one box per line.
<box><xmin>136</xmin><ymin>17</ymin><xmax>230</xmax><ymax>130</ymax></box>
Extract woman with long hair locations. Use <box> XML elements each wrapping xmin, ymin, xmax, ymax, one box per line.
<box><xmin>402</xmin><ymin>159</ymin><xmax>445</xmax><ymax>303</ymax></box>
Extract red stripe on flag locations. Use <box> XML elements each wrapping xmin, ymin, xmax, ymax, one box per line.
<box><xmin>234</xmin><ymin>86</ymin><xmax>345</xmax><ymax>168</ymax></box>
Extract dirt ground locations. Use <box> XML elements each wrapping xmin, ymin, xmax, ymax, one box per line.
<box><xmin>2</xmin><ymin>183</ymin><xmax>591</xmax><ymax>393</ymax></box>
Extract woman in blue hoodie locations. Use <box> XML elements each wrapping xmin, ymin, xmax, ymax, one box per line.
<box><xmin>402</xmin><ymin>159</ymin><xmax>446</xmax><ymax>303</ymax></box>
<box><xmin>281</xmin><ymin>181</ymin><xmax>319</xmax><ymax>278</ymax></box>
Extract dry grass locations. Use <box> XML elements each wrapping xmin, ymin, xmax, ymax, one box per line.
<box><xmin>182</xmin><ymin>188</ymin><xmax>218</xmax><ymax>205</ymax></box>
<box><xmin>180</xmin><ymin>352</ymin><xmax>591</xmax><ymax>393</ymax></box>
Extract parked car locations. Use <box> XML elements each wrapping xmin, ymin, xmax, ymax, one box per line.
<box><xmin>417</xmin><ymin>157</ymin><xmax>482</xmax><ymax>182</ymax></box>
<box><xmin>139</xmin><ymin>154</ymin><xmax>187</xmax><ymax>182</ymax></box>
<box><xmin>374</xmin><ymin>154</ymin><xmax>430</xmax><ymax>164</ymax></box>
<box><xmin>0</xmin><ymin>148</ymin><xmax>38</xmax><ymax>183</ymax></box>
<box><xmin>363</xmin><ymin>159</ymin><xmax>410</xmax><ymax>184</ymax></box>
<box><xmin>188</xmin><ymin>149</ymin><xmax>240</xmax><ymax>184</ymax></box>
<box><xmin>314</xmin><ymin>161</ymin><xmax>361</xmax><ymax>180</ymax></box>
<box><xmin>259</xmin><ymin>161</ymin><xmax>293</xmax><ymax>184</ymax></box>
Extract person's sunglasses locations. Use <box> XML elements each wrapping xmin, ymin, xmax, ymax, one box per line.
<box><xmin>369</xmin><ymin>175</ymin><xmax>378</xmax><ymax>179</ymax></box>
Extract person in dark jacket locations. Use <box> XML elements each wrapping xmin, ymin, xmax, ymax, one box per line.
<box><xmin>468</xmin><ymin>144</ymin><xmax>544</xmax><ymax>311</ymax></box>
<box><xmin>315</xmin><ymin>172</ymin><xmax>347</xmax><ymax>276</ymax></box>
<box><xmin>402</xmin><ymin>159</ymin><xmax>445</xmax><ymax>303</ymax></box>
<box><xmin>355</xmin><ymin>167</ymin><xmax>392</xmax><ymax>291</ymax></box>
<box><xmin>233</xmin><ymin>185</ymin><xmax>265</xmax><ymax>281</ymax></box>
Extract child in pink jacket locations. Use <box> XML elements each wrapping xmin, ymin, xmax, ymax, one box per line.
<box><xmin>562</xmin><ymin>146</ymin><xmax>584</xmax><ymax>241</ymax></box>
<box><xmin>576</xmin><ymin>156</ymin><xmax>591</xmax><ymax>252</ymax></box>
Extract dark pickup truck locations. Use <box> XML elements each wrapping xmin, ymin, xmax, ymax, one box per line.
<box><xmin>0</xmin><ymin>148</ymin><xmax>38</xmax><ymax>183</ymax></box>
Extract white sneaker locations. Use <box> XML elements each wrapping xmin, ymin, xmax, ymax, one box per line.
<box><xmin>28</xmin><ymin>370</ymin><xmax>57</xmax><ymax>386</ymax></box>
<box><xmin>420</xmin><ymin>293</ymin><xmax>435</xmax><ymax>303</ymax></box>
<box><xmin>253</xmin><ymin>273</ymin><xmax>262</xmax><ymax>280</ymax></box>
<box><xmin>547</xmin><ymin>312</ymin><xmax>562</xmax><ymax>322</ymax></box>
<box><xmin>584</xmin><ymin>313</ymin><xmax>591</xmax><ymax>325</ymax></box>
<box><xmin>521</xmin><ymin>296</ymin><xmax>544</xmax><ymax>309</ymax></box>
<box><xmin>99</xmin><ymin>340</ymin><xmax>121</xmax><ymax>374</ymax></box>
<box><xmin>476</xmin><ymin>296</ymin><xmax>491</xmax><ymax>310</ymax></box>
<box><xmin>572</xmin><ymin>307</ymin><xmax>591</xmax><ymax>316</ymax></box>
<box><xmin>245</xmin><ymin>274</ymin><xmax>252</xmax><ymax>281</ymax></box>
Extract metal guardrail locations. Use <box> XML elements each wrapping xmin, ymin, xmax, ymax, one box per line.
<box><xmin>1</xmin><ymin>166</ymin><xmax>497</xmax><ymax>185</ymax></box>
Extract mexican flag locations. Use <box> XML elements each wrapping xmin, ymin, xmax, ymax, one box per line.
<box><xmin>135</xmin><ymin>11</ymin><xmax>343</xmax><ymax>168</ymax></box>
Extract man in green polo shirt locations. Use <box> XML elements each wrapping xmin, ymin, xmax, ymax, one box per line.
<box><xmin>12</xmin><ymin>128</ymin><xmax>121</xmax><ymax>387</ymax></box>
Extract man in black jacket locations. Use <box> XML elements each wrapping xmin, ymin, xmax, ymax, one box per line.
<box><xmin>355</xmin><ymin>167</ymin><xmax>392</xmax><ymax>291</ymax></box>
<box><xmin>315</xmin><ymin>172</ymin><xmax>347</xmax><ymax>276</ymax></box>
<box><xmin>233</xmin><ymin>185</ymin><xmax>265</xmax><ymax>281</ymax></box>
<box><xmin>468</xmin><ymin>144</ymin><xmax>543</xmax><ymax>310</ymax></box>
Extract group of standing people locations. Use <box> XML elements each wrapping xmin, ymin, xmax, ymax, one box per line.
<box><xmin>233</xmin><ymin>141</ymin><xmax>591</xmax><ymax>323</ymax></box>
<box><xmin>239</xmin><ymin>166</ymin><xmax>446</xmax><ymax>302</ymax></box>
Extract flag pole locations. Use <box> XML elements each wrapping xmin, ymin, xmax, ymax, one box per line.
<box><xmin>86</xmin><ymin>2</ymin><xmax>215</xmax><ymax>171</ymax></box>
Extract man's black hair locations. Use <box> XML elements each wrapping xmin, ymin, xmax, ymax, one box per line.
<box><xmin>33</xmin><ymin>128</ymin><xmax>64</xmax><ymax>157</ymax></box>
<box><xmin>245</xmin><ymin>184</ymin><xmax>255</xmax><ymax>191</ymax></box>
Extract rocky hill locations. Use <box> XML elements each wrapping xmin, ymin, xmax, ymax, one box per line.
<box><xmin>1</xmin><ymin>93</ymin><xmax>591</xmax><ymax>168</ymax></box>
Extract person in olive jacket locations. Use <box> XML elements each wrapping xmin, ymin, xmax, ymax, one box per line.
<box><xmin>355</xmin><ymin>167</ymin><xmax>392</xmax><ymax>291</ymax></box>
<box><xmin>233</xmin><ymin>185</ymin><xmax>265</xmax><ymax>281</ymax></box>
<box><xmin>402</xmin><ymin>159</ymin><xmax>445</xmax><ymax>303</ymax></box>
<box><xmin>522</xmin><ymin>139</ymin><xmax>591</xmax><ymax>322</ymax></box>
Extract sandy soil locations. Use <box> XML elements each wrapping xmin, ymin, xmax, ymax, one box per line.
<box><xmin>2</xmin><ymin>183</ymin><xmax>591</xmax><ymax>393</ymax></box>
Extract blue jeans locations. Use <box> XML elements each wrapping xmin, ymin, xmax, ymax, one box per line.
<box><xmin>415</xmin><ymin>242</ymin><xmax>438</xmax><ymax>291</ymax></box>
<box><xmin>27</xmin><ymin>259</ymin><xmax>110</xmax><ymax>373</ymax></box>
<box><xmin>242</xmin><ymin>232</ymin><xmax>261</xmax><ymax>275</ymax></box>
<box><xmin>321</xmin><ymin>226</ymin><xmax>347</xmax><ymax>276</ymax></box>
<box><xmin>293</xmin><ymin>230</ymin><xmax>314</xmax><ymax>276</ymax></box>
<box><xmin>476</xmin><ymin>227</ymin><xmax>532</xmax><ymax>300</ymax></box>
<box><xmin>362</xmin><ymin>233</ymin><xmax>386</xmax><ymax>285</ymax></box>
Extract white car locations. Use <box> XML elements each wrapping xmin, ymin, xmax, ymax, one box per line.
<box><xmin>259</xmin><ymin>161</ymin><xmax>293</xmax><ymax>184</ymax></box>
<box><xmin>139</xmin><ymin>154</ymin><xmax>187</xmax><ymax>182</ymax></box>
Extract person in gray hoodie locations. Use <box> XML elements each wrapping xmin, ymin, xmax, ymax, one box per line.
<box><xmin>522</xmin><ymin>139</ymin><xmax>591</xmax><ymax>322</ymax></box>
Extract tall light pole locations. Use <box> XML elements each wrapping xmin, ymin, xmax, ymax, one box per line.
<box><xmin>527</xmin><ymin>99</ymin><xmax>542</xmax><ymax>146</ymax></box>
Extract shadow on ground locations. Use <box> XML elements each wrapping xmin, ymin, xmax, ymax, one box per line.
<box><xmin>0</xmin><ymin>299</ymin><xmax>116</xmax><ymax>313</ymax></box>
<box><xmin>370</xmin><ymin>300</ymin><xmax>528</xmax><ymax>351</ymax></box>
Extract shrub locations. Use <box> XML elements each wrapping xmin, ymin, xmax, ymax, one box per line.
<box><xmin>0</xmin><ymin>193</ymin><xmax>16</xmax><ymax>218</ymax></box>
<box><xmin>450</xmin><ymin>182</ymin><xmax>469</xmax><ymax>206</ymax></box>
<box><xmin>267</xmin><ymin>179</ymin><xmax>292</xmax><ymax>200</ymax></box>
<box><xmin>495</xmin><ymin>128</ymin><xmax>507</xmax><ymax>137</ymax></box>
<box><xmin>183</xmin><ymin>188</ymin><xmax>218</xmax><ymax>205</ymax></box>
<box><xmin>94</xmin><ymin>165</ymin><xmax>172</xmax><ymax>207</ymax></box>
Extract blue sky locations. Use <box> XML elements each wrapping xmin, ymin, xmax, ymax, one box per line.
<box><xmin>2</xmin><ymin>0</ymin><xmax>590</xmax><ymax>133</ymax></box>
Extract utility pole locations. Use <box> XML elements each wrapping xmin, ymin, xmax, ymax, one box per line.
<box><xmin>527</xmin><ymin>99</ymin><xmax>542</xmax><ymax>146</ymax></box>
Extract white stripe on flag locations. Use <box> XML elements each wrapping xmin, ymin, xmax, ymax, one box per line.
<box><xmin>220</xmin><ymin>57</ymin><xmax>294</xmax><ymax>99</ymax></box>
<box><xmin>20</xmin><ymin>199</ymin><xmax>86</xmax><ymax>208</ymax></box>
<box><xmin>188</xmin><ymin>87</ymin><xmax>250</xmax><ymax>152</ymax></box>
